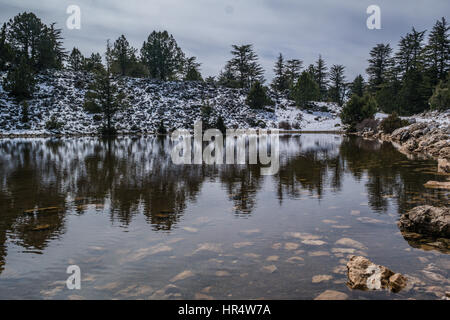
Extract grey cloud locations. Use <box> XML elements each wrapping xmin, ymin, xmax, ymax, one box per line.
<box><xmin>0</xmin><ymin>0</ymin><xmax>448</xmax><ymax>81</ymax></box>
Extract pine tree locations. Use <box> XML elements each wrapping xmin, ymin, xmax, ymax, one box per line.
<box><xmin>226</xmin><ymin>44</ymin><xmax>264</xmax><ymax>89</ymax></box>
<box><xmin>291</xmin><ymin>71</ymin><xmax>320</xmax><ymax>108</ymax></box>
<box><xmin>271</xmin><ymin>53</ymin><xmax>288</xmax><ymax>91</ymax></box>
<box><xmin>3</xmin><ymin>57</ymin><xmax>36</xmax><ymax>101</ymax></box>
<box><xmin>108</xmin><ymin>35</ymin><xmax>138</xmax><ymax>76</ymax></box>
<box><xmin>184</xmin><ymin>56</ymin><xmax>202</xmax><ymax>81</ymax></box>
<box><xmin>285</xmin><ymin>59</ymin><xmax>303</xmax><ymax>88</ymax></box>
<box><xmin>314</xmin><ymin>55</ymin><xmax>328</xmax><ymax>100</ymax></box>
<box><xmin>215</xmin><ymin>116</ymin><xmax>226</xmax><ymax>134</ymax></box>
<box><xmin>425</xmin><ymin>17</ymin><xmax>450</xmax><ymax>85</ymax></box>
<box><xmin>0</xmin><ymin>23</ymin><xmax>13</xmax><ymax>71</ymax></box>
<box><xmin>84</xmin><ymin>53</ymin><xmax>104</xmax><ymax>73</ymax></box>
<box><xmin>246</xmin><ymin>81</ymin><xmax>273</xmax><ymax>109</ymax></box>
<box><xmin>36</xmin><ymin>23</ymin><xmax>66</xmax><ymax>70</ymax></box>
<box><xmin>140</xmin><ymin>30</ymin><xmax>185</xmax><ymax>80</ymax></box>
<box><xmin>83</xmin><ymin>68</ymin><xmax>127</xmax><ymax>135</ymax></box>
<box><xmin>395</xmin><ymin>27</ymin><xmax>426</xmax><ymax>76</ymax></box>
<box><xmin>328</xmin><ymin>64</ymin><xmax>346</xmax><ymax>106</ymax></box>
<box><xmin>348</xmin><ymin>75</ymin><xmax>365</xmax><ymax>98</ymax></box>
<box><xmin>366</xmin><ymin>43</ymin><xmax>394</xmax><ymax>91</ymax></box>
<box><xmin>6</xmin><ymin>12</ymin><xmax>44</xmax><ymax>65</ymax></box>
<box><xmin>218</xmin><ymin>62</ymin><xmax>239</xmax><ymax>88</ymax></box>
<box><xmin>68</xmin><ymin>47</ymin><xmax>84</xmax><ymax>71</ymax></box>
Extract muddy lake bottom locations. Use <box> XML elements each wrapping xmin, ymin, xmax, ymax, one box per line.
<box><xmin>0</xmin><ymin>134</ymin><xmax>448</xmax><ymax>299</ymax></box>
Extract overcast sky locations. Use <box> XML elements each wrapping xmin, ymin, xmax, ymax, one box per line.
<box><xmin>0</xmin><ymin>0</ymin><xmax>448</xmax><ymax>81</ymax></box>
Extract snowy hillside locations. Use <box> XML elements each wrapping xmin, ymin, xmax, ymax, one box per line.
<box><xmin>0</xmin><ymin>71</ymin><xmax>343</xmax><ymax>136</ymax></box>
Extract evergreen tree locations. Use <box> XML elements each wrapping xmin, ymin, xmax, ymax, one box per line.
<box><xmin>36</xmin><ymin>23</ymin><xmax>66</xmax><ymax>70</ymax></box>
<box><xmin>217</xmin><ymin>62</ymin><xmax>239</xmax><ymax>88</ymax></box>
<box><xmin>140</xmin><ymin>30</ymin><xmax>185</xmax><ymax>80</ymax></box>
<box><xmin>68</xmin><ymin>47</ymin><xmax>84</xmax><ymax>71</ymax></box>
<box><xmin>3</xmin><ymin>57</ymin><xmax>36</xmax><ymax>101</ymax></box>
<box><xmin>425</xmin><ymin>17</ymin><xmax>450</xmax><ymax>85</ymax></box>
<box><xmin>429</xmin><ymin>74</ymin><xmax>450</xmax><ymax>111</ymax></box>
<box><xmin>0</xmin><ymin>23</ymin><xmax>13</xmax><ymax>71</ymax></box>
<box><xmin>271</xmin><ymin>53</ymin><xmax>288</xmax><ymax>91</ymax></box>
<box><xmin>84</xmin><ymin>53</ymin><xmax>104</xmax><ymax>73</ymax></box>
<box><xmin>285</xmin><ymin>59</ymin><xmax>303</xmax><ymax>88</ymax></box>
<box><xmin>108</xmin><ymin>35</ymin><xmax>138</xmax><ymax>76</ymax></box>
<box><xmin>348</xmin><ymin>75</ymin><xmax>365</xmax><ymax>98</ymax></box>
<box><xmin>313</xmin><ymin>55</ymin><xmax>328</xmax><ymax>100</ymax></box>
<box><xmin>6</xmin><ymin>12</ymin><xmax>44</xmax><ymax>64</ymax></box>
<box><xmin>395</xmin><ymin>27</ymin><xmax>426</xmax><ymax>76</ymax></box>
<box><xmin>246</xmin><ymin>81</ymin><xmax>273</xmax><ymax>109</ymax></box>
<box><xmin>20</xmin><ymin>100</ymin><xmax>29</xmax><ymax>123</ymax></box>
<box><xmin>291</xmin><ymin>71</ymin><xmax>320</xmax><ymax>108</ymax></box>
<box><xmin>397</xmin><ymin>68</ymin><xmax>431</xmax><ymax>114</ymax></box>
<box><xmin>366</xmin><ymin>43</ymin><xmax>394</xmax><ymax>91</ymax></box>
<box><xmin>375</xmin><ymin>79</ymin><xmax>402</xmax><ymax>114</ymax></box>
<box><xmin>328</xmin><ymin>64</ymin><xmax>346</xmax><ymax>106</ymax></box>
<box><xmin>226</xmin><ymin>44</ymin><xmax>264</xmax><ymax>89</ymax></box>
<box><xmin>184</xmin><ymin>56</ymin><xmax>202</xmax><ymax>81</ymax></box>
<box><xmin>83</xmin><ymin>68</ymin><xmax>127</xmax><ymax>135</ymax></box>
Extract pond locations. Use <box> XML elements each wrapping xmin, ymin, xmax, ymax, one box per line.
<box><xmin>0</xmin><ymin>134</ymin><xmax>448</xmax><ymax>299</ymax></box>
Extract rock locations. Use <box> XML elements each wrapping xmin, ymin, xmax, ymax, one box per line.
<box><xmin>314</xmin><ymin>290</ymin><xmax>348</xmax><ymax>300</ymax></box>
<box><xmin>335</xmin><ymin>238</ymin><xmax>367</xmax><ymax>250</ymax></box>
<box><xmin>301</xmin><ymin>239</ymin><xmax>326</xmax><ymax>246</ymax></box>
<box><xmin>312</xmin><ymin>275</ymin><xmax>333</xmax><ymax>283</ymax></box>
<box><xmin>31</xmin><ymin>224</ymin><xmax>51</xmax><ymax>231</ymax></box>
<box><xmin>389</xmin><ymin>273</ymin><xmax>408</xmax><ymax>293</ymax></box>
<box><xmin>261</xmin><ymin>265</ymin><xmax>278</xmax><ymax>273</ymax></box>
<box><xmin>398</xmin><ymin>206</ymin><xmax>450</xmax><ymax>238</ymax></box>
<box><xmin>346</xmin><ymin>255</ymin><xmax>407</xmax><ymax>292</ymax></box>
<box><xmin>170</xmin><ymin>270</ymin><xmax>194</xmax><ymax>282</ymax></box>
<box><xmin>424</xmin><ymin>181</ymin><xmax>450</xmax><ymax>190</ymax></box>
<box><xmin>438</xmin><ymin>158</ymin><xmax>450</xmax><ymax>173</ymax></box>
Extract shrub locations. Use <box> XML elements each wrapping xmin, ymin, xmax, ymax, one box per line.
<box><xmin>429</xmin><ymin>77</ymin><xmax>450</xmax><ymax>111</ymax></box>
<box><xmin>380</xmin><ymin>112</ymin><xmax>409</xmax><ymax>134</ymax></box>
<box><xmin>45</xmin><ymin>115</ymin><xmax>64</xmax><ymax>131</ymax></box>
<box><xmin>355</xmin><ymin>118</ymin><xmax>379</xmax><ymax>133</ymax></box>
<box><xmin>278</xmin><ymin>121</ymin><xmax>292</xmax><ymax>130</ymax></box>
<box><xmin>246</xmin><ymin>81</ymin><xmax>274</xmax><ymax>109</ymax></box>
<box><xmin>21</xmin><ymin>101</ymin><xmax>29</xmax><ymax>123</ymax></box>
<box><xmin>340</xmin><ymin>94</ymin><xmax>377</xmax><ymax>131</ymax></box>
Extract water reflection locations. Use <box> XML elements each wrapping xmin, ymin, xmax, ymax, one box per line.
<box><xmin>0</xmin><ymin>135</ymin><xmax>448</xmax><ymax>287</ymax></box>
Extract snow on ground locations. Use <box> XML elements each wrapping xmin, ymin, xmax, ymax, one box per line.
<box><xmin>0</xmin><ymin>70</ymin><xmax>344</xmax><ymax>135</ymax></box>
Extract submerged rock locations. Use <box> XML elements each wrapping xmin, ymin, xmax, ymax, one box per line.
<box><xmin>314</xmin><ymin>290</ymin><xmax>348</xmax><ymax>300</ymax></box>
<box><xmin>398</xmin><ymin>206</ymin><xmax>450</xmax><ymax>238</ymax></box>
<box><xmin>346</xmin><ymin>255</ymin><xmax>407</xmax><ymax>293</ymax></box>
<box><xmin>424</xmin><ymin>181</ymin><xmax>450</xmax><ymax>190</ymax></box>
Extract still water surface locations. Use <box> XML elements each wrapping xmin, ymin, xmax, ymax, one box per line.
<box><xmin>0</xmin><ymin>134</ymin><xmax>448</xmax><ymax>299</ymax></box>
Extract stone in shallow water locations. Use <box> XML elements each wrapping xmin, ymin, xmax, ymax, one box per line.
<box><xmin>182</xmin><ymin>227</ymin><xmax>198</xmax><ymax>233</ymax></box>
<box><xmin>286</xmin><ymin>256</ymin><xmax>304</xmax><ymax>263</ymax></box>
<box><xmin>193</xmin><ymin>243</ymin><xmax>222</xmax><ymax>254</ymax></box>
<box><xmin>314</xmin><ymin>290</ymin><xmax>348</xmax><ymax>300</ymax></box>
<box><xmin>233</xmin><ymin>242</ymin><xmax>253</xmax><ymax>249</ymax></box>
<box><xmin>309</xmin><ymin>251</ymin><xmax>330</xmax><ymax>257</ymax></box>
<box><xmin>266</xmin><ymin>255</ymin><xmax>279</xmax><ymax>261</ymax></box>
<box><xmin>170</xmin><ymin>270</ymin><xmax>194</xmax><ymax>282</ymax></box>
<box><xmin>346</xmin><ymin>256</ymin><xmax>407</xmax><ymax>292</ymax></box>
<box><xmin>312</xmin><ymin>275</ymin><xmax>333</xmax><ymax>283</ymax></box>
<box><xmin>398</xmin><ymin>206</ymin><xmax>450</xmax><ymax>238</ymax></box>
<box><xmin>284</xmin><ymin>242</ymin><xmax>299</xmax><ymax>250</ymax></box>
<box><xmin>215</xmin><ymin>271</ymin><xmax>231</xmax><ymax>277</ymax></box>
<box><xmin>195</xmin><ymin>293</ymin><xmax>214</xmax><ymax>300</ymax></box>
<box><xmin>261</xmin><ymin>265</ymin><xmax>277</xmax><ymax>273</ymax></box>
<box><xmin>271</xmin><ymin>243</ymin><xmax>282</xmax><ymax>250</ymax></box>
<box><xmin>335</xmin><ymin>238</ymin><xmax>367</xmax><ymax>250</ymax></box>
<box><xmin>301</xmin><ymin>239</ymin><xmax>326</xmax><ymax>246</ymax></box>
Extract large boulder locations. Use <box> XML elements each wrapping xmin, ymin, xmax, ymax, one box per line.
<box><xmin>346</xmin><ymin>256</ymin><xmax>407</xmax><ymax>292</ymax></box>
<box><xmin>398</xmin><ymin>206</ymin><xmax>450</xmax><ymax>238</ymax></box>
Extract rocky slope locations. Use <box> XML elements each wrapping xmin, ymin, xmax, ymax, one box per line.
<box><xmin>0</xmin><ymin>70</ymin><xmax>342</xmax><ymax>136</ymax></box>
